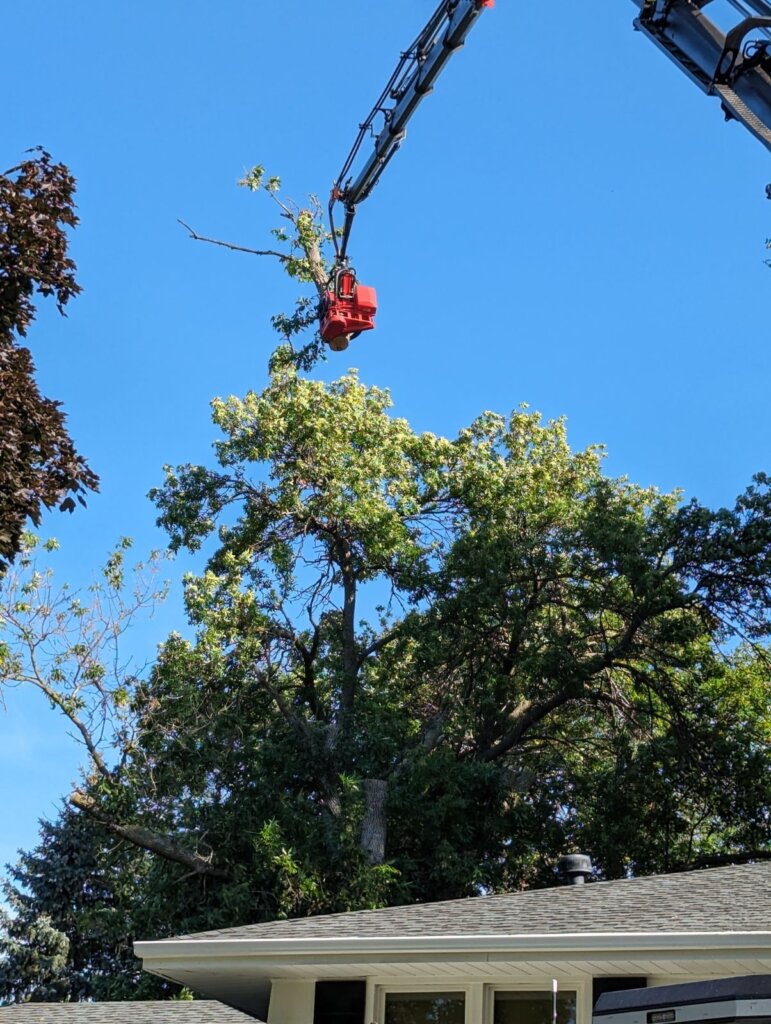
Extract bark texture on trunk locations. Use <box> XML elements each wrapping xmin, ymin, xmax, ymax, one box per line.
<box><xmin>360</xmin><ymin>778</ymin><xmax>387</xmax><ymax>865</ymax></box>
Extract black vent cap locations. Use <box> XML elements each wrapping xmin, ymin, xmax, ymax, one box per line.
<box><xmin>558</xmin><ymin>854</ymin><xmax>594</xmax><ymax>884</ymax></box>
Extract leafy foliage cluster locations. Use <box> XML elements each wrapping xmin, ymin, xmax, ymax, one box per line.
<box><xmin>0</xmin><ymin>149</ymin><xmax>98</xmax><ymax>573</ymax></box>
<box><xmin>0</xmin><ymin>176</ymin><xmax>769</xmax><ymax>1004</ymax></box>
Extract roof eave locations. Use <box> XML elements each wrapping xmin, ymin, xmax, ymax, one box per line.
<box><xmin>135</xmin><ymin>930</ymin><xmax>771</xmax><ymax>964</ymax></box>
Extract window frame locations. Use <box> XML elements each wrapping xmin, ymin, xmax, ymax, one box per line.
<box><xmin>370</xmin><ymin>979</ymin><xmax>588</xmax><ymax>1024</ymax></box>
<box><xmin>486</xmin><ymin>983</ymin><xmax>581</xmax><ymax>1024</ymax></box>
<box><xmin>374</xmin><ymin>982</ymin><xmax>475</xmax><ymax>1024</ymax></box>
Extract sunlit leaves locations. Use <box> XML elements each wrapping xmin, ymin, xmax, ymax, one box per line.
<box><xmin>237</xmin><ymin>165</ymin><xmax>266</xmax><ymax>192</ymax></box>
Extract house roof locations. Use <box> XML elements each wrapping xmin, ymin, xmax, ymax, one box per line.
<box><xmin>0</xmin><ymin>1003</ymin><xmax>261</xmax><ymax>1023</ymax></box>
<box><xmin>134</xmin><ymin>863</ymin><xmax>771</xmax><ymax>1009</ymax></box>
<box><xmin>155</xmin><ymin>861</ymin><xmax>771</xmax><ymax>944</ymax></box>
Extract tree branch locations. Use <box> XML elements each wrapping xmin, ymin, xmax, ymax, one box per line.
<box><xmin>298</xmin><ymin>624</ymin><xmax>323</xmax><ymax>719</ymax></box>
<box><xmin>477</xmin><ymin>688</ymin><xmax>575</xmax><ymax>763</ymax></box>
<box><xmin>360</xmin><ymin>778</ymin><xmax>387</xmax><ymax>865</ymax></box>
<box><xmin>70</xmin><ymin>790</ymin><xmax>228</xmax><ymax>878</ymax></box>
<box><xmin>178</xmin><ymin>220</ymin><xmax>290</xmax><ymax>262</ymax></box>
<box><xmin>478</xmin><ymin>605</ymin><xmax>653</xmax><ymax>763</ymax></box>
<box><xmin>24</xmin><ymin>644</ymin><xmax>114</xmax><ymax>782</ymax></box>
<box><xmin>358</xmin><ymin>625</ymin><xmax>401</xmax><ymax>667</ymax></box>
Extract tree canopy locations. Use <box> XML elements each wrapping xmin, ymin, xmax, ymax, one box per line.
<box><xmin>1</xmin><ymin>180</ymin><xmax>769</xmax><ymax>1003</ymax></box>
<box><xmin>0</xmin><ymin>149</ymin><xmax>98</xmax><ymax>574</ymax></box>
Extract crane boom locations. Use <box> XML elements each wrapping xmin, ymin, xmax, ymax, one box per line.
<box><xmin>631</xmin><ymin>0</ymin><xmax>771</xmax><ymax>151</ymax></box>
<box><xmin>320</xmin><ymin>0</ymin><xmax>771</xmax><ymax>353</ymax></box>
<box><xmin>329</xmin><ymin>0</ymin><xmax>493</xmax><ymax>262</ymax></box>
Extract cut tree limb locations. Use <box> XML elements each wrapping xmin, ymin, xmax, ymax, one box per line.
<box><xmin>70</xmin><ymin>790</ymin><xmax>228</xmax><ymax>878</ymax></box>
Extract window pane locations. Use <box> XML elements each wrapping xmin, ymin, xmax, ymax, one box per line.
<box><xmin>494</xmin><ymin>991</ymin><xmax>577</xmax><ymax>1024</ymax></box>
<box><xmin>314</xmin><ymin>981</ymin><xmax>367</xmax><ymax>1024</ymax></box>
<box><xmin>385</xmin><ymin>991</ymin><xmax>465</xmax><ymax>1024</ymax></box>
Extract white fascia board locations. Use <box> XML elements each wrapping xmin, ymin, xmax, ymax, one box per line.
<box><xmin>135</xmin><ymin>931</ymin><xmax>771</xmax><ymax>964</ymax></box>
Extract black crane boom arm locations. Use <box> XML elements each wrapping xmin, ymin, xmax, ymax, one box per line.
<box><xmin>329</xmin><ymin>0</ymin><xmax>492</xmax><ymax>262</ymax></box>
<box><xmin>326</xmin><ymin>0</ymin><xmax>771</xmax><ymax>285</ymax></box>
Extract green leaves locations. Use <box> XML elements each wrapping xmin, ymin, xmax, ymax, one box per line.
<box><xmin>3</xmin><ymin>370</ymin><xmax>770</xmax><ymax>1002</ymax></box>
<box><xmin>238</xmin><ymin>165</ymin><xmax>266</xmax><ymax>192</ymax></box>
<box><xmin>238</xmin><ymin>165</ymin><xmax>282</xmax><ymax>195</ymax></box>
<box><xmin>4</xmin><ymin>160</ymin><xmax>770</xmax><ymax>999</ymax></box>
<box><xmin>144</xmin><ymin>353</ymin><xmax>771</xmax><ymax>909</ymax></box>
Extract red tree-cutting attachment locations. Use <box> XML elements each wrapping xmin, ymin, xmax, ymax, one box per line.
<box><xmin>320</xmin><ymin>266</ymin><xmax>377</xmax><ymax>352</ymax></box>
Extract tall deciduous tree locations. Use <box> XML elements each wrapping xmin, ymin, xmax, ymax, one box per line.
<box><xmin>144</xmin><ymin>365</ymin><xmax>771</xmax><ymax>882</ymax></box>
<box><xmin>1</xmin><ymin>178</ymin><xmax>769</xmax><ymax>1002</ymax></box>
<box><xmin>0</xmin><ymin>149</ymin><xmax>98</xmax><ymax>573</ymax></box>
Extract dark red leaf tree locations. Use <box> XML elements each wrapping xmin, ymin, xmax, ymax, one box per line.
<box><xmin>0</xmin><ymin>149</ymin><xmax>98</xmax><ymax>570</ymax></box>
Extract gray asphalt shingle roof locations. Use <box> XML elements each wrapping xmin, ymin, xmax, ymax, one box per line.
<box><xmin>0</xmin><ymin>1003</ymin><xmax>260</xmax><ymax>1023</ymax></box>
<box><xmin>172</xmin><ymin>862</ymin><xmax>771</xmax><ymax>942</ymax></box>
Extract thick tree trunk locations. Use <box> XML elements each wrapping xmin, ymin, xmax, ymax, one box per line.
<box><xmin>340</xmin><ymin>548</ymin><xmax>358</xmax><ymax>716</ymax></box>
<box><xmin>360</xmin><ymin>778</ymin><xmax>387</xmax><ymax>865</ymax></box>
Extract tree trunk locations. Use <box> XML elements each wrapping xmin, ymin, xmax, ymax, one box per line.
<box><xmin>360</xmin><ymin>778</ymin><xmax>387</xmax><ymax>865</ymax></box>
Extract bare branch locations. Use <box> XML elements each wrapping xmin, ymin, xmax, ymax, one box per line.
<box><xmin>26</xmin><ymin>646</ymin><xmax>113</xmax><ymax>780</ymax></box>
<box><xmin>178</xmin><ymin>220</ymin><xmax>290</xmax><ymax>261</ymax></box>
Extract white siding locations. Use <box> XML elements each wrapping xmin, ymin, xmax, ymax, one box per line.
<box><xmin>267</xmin><ymin>979</ymin><xmax>316</xmax><ymax>1024</ymax></box>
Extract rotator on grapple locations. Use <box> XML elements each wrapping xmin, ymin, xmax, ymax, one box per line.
<box><xmin>320</xmin><ymin>265</ymin><xmax>377</xmax><ymax>353</ymax></box>
<box><xmin>319</xmin><ymin>0</ymin><xmax>494</xmax><ymax>352</ymax></box>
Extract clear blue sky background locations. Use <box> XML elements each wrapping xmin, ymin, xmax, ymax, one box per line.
<box><xmin>1</xmin><ymin>1</ymin><xmax>769</xmax><ymax>878</ymax></box>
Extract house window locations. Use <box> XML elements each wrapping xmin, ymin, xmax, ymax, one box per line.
<box><xmin>493</xmin><ymin>990</ymin><xmax>577</xmax><ymax>1024</ymax></box>
<box><xmin>314</xmin><ymin>980</ymin><xmax>367</xmax><ymax>1024</ymax></box>
<box><xmin>384</xmin><ymin>991</ymin><xmax>466</xmax><ymax>1024</ymax></box>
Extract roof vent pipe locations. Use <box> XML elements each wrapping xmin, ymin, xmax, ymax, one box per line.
<box><xmin>558</xmin><ymin>854</ymin><xmax>593</xmax><ymax>885</ymax></box>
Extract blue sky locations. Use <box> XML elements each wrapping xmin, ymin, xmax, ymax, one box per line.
<box><xmin>1</xmin><ymin>1</ymin><xmax>769</xmax><ymax>877</ymax></box>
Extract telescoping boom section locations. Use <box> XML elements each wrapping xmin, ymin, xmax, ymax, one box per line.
<box><xmin>321</xmin><ymin>0</ymin><xmax>771</xmax><ymax>352</ymax></box>
<box><xmin>632</xmin><ymin>0</ymin><xmax>771</xmax><ymax>151</ymax></box>
<box><xmin>320</xmin><ymin>0</ymin><xmax>494</xmax><ymax>351</ymax></box>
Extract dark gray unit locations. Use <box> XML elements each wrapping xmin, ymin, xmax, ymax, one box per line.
<box><xmin>558</xmin><ymin>854</ymin><xmax>594</xmax><ymax>885</ymax></box>
<box><xmin>594</xmin><ymin>975</ymin><xmax>771</xmax><ymax>1024</ymax></box>
<box><xmin>593</xmin><ymin>978</ymin><xmax>649</xmax><ymax>1008</ymax></box>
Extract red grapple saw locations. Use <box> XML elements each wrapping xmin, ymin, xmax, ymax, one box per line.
<box><xmin>323</xmin><ymin>0</ymin><xmax>493</xmax><ymax>350</ymax></box>
<box><xmin>320</xmin><ymin>266</ymin><xmax>378</xmax><ymax>352</ymax></box>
